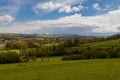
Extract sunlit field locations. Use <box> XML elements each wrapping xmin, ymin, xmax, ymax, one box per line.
<box><xmin>0</xmin><ymin>58</ymin><xmax>120</xmax><ymax>80</ymax></box>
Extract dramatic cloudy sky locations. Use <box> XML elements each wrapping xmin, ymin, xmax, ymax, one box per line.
<box><xmin>0</xmin><ymin>0</ymin><xmax>120</xmax><ymax>36</ymax></box>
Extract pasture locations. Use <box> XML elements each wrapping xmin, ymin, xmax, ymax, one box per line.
<box><xmin>0</xmin><ymin>58</ymin><xmax>120</xmax><ymax>80</ymax></box>
<box><xmin>0</xmin><ymin>39</ymin><xmax>120</xmax><ymax>80</ymax></box>
<box><xmin>79</xmin><ymin>39</ymin><xmax>120</xmax><ymax>48</ymax></box>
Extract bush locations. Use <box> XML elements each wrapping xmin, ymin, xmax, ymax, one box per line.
<box><xmin>26</xmin><ymin>48</ymin><xmax>37</xmax><ymax>62</ymax></box>
<box><xmin>62</xmin><ymin>49</ymin><xmax>111</xmax><ymax>61</ymax></box>
<box><xmin>0</xmin><ymin>51</ymin><xmax>20</xmax><ymax>64</ymax></box>
<box><xmin>62</xmin><ymin>53</ymin><xmax>89</xmax><ymax>61</ymax></box>
<box><xmin>62</xmin><ymin>54</ymin><xmax>80</xmax><ymax>60</ymax></box>
<box><xmin>36</xmin><ymin>48</ymin><xmax>44</xmax><ymax>57</ymax></box>
<box><xmin>82</xmin><ymin>48</ymin><xmax>97</xmax><ymax>59</ymax></box>
<box><xmin>107</xmin><ymin>49</ymin><xmax>120</xmax><ymax>58</ymax></box>
<box><xmin>64</xmin><ymin>47</ymin><xmax>81</xmax><ymax>55</ymax></box>
<box><xmin>96</xmin><ymin>51</ymin><xmax>110</xmax><ymax>59</ymax></box>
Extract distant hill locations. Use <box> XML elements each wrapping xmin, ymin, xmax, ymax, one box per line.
<box><xmin>38</xmin><ymin>34</ymin><xmax>96</xmax><ymax>39</ymax></box>
<box><xmin>0</xmin><ymin>33</ymin><xmax>96</xmax><ymax>39</ymax></box>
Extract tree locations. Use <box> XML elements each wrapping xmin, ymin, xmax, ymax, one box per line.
<box><xmin>0</xmin><ymin>51</ymin><xmax>20</xmax><ymax>63</ymax></box>
<box><xmin>16</xmin><ymin>40</ymin><xmax>28</xmax><ymax>56</ymax></box>
<box><xmin>25</xmin><ymin>48</ymin><xmax>37</xmax><ymax>62</ymax></box>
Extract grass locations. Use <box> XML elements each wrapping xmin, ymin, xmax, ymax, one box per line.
<box><xmin>0</xmin><ymin>49</ymin><xmax>20</xmax><ymax>53</ymax></box>
<box><xmin>0</xmin><ymin>57</ymin><xmax>120</xmax><ymax>80</ymax></box>
<box><xmin>79</xmin><ymin>39</ymin><xmax>120</xmax><ymax>48</ymax></box>
<box><xmin>0</xmin><ymin>39</ymin><xmax>120</xmax><ymax>80</ymax></box>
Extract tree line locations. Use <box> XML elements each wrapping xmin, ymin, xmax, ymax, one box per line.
<box><xmin>62</xmin><ymin>47</ymin><xmax>120</xmax><ymax>60</ymax></box>
<box><xmin>0</xmin><ymin>35</ymin><xmax>120</xmax><ymax>63</ymax></box>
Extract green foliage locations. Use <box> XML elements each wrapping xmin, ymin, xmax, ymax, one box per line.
<box><xmin>5</xmin><ymin>40</ymin><xmax>28</xmax><ymax>49</ymax></box>
<box><xmin>107</xmin><ymin>48</ymin><xmax>120</xmax><ymax>58</ymax></box>
<box><xmin>62</xmin><ymin>47</ymin><xmax>120</xmax><ymax>61</ymax></box>
<box><xmin>0</xmin><ymin>51</ymin><xmax>20</xmax><ymax>63</ymax></box>
<box><xmin>62</xmin><ymin>54</ymin><xmax>81</xmax><ymax>60</ymax></box>
<box><xmin>36</xmin><ymin>46</ymin><xmax>51</xmax><ymax>57</ymax></box>
<box><xmin>36</xmin><ymin>48</ymin><xmax>44</xmax><ymax>57</ymax></box>
<box><xmin>20</xmin><ymin>48</ymin><xmax>37</xmax><ymax>62</ymax></box>
<box><xmin>3</xmin><ymin>35</ymin><xmax>120</xmax><ymax>62</ymax></box>
<box><xmin>63</xmin><ymin>38</ymin><xmax>80</xmax><ymax>47</ymax></box>
<box><xmin>96</xmin><ymin>50</ymin><xmax>110</xmax><ymax>59</ymax></box>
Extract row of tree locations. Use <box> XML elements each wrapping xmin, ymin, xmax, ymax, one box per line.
<box><xmin>62</xmin><ymin>47</ymin><xmax>120</xmax><ymax>60</ymax></box>
<box><xmin>2</xmin><ymin>37</ymin><xmax>120</xmax><ymax>63</ymax></box>
<box><xmin>0</xmin><ymin>51</ymin><xmax>20</xmax><ymax>63</ymax></box>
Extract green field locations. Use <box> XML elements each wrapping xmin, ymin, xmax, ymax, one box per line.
<box><xmin>79</xmin><ymin>39</ymin><xmax>120</xmax><ymax>48</ymax></box>
<box><xmin>0</xmin><ymin>39</ymin><xmax>120</xmax><ymax>80</ymax></box>
<box><xmin>0</xmin><ymin>58</ymin><xmax>120</xmax><ymax>80</ymax></box>
<box><xmin>0</xmin><ymin>49</ymin><xmax>20</xmax><ymax>53</ymax></box>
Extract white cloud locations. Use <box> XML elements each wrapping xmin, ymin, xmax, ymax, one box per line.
<box><xmin>0</xmin><ymin>9</ymin><xmax>120</xmax><ymax>36</ymax></box>
<box><xmin>105</xmin><ymin>5</ymin><xmax>110</xmax><ymax>9</ymax></box>
<box><xmin>58</xmin><ymin>5</ymin><xmax>71</xmax><ymax>13</ymax></box>
<box><xmin>118</xmin><ymin>6</ymin><xmax>120</xmax><ymax>9</ymax></box>
<box><xmin>92</xmin><ymin>3</ymin><xmax>101</xmax><ymax>10</ymax></box>
<box><xmin>33</xmin><ymin>0</ymin><xmax>85</xmax><ymax>13</ymax></box>
<box><xmin>33</xmin><ymin>1</ymin><xmax>62</xmax><ymax>14</ymax></box>
<box><xmin>0</xmin><ymin>15</ymin><xmax>14</xmax><ymax>23</ymax></box>
<box><xmin>59</xmin><ymin>5</ymin><xmax>84</xmax><ymax>13</ymax></box>
<box><xmin>35</xmin><ymin>1</ymin><xmax>64</xmax><ymax>14</ymax></box>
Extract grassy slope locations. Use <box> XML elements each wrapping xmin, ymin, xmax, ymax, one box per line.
<box><xmin>0</xmin><ymin>58</ymin><xmax>120</xmax><ymax>80</ymax></box>
<box><xmin>0</xmin><ymin>39</ymin><xmax>120</xmax><ymax>80</ymax></box>
<box><xmin>79</xmin><ymin>39</ymin><xmax>120</xmax><ymax>48</ymax></box>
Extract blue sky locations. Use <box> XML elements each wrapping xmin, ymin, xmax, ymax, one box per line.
<box><xmin>0</xmin><ymin>0</ymin><xmax>120</xmax><ymax>36</ymax></box>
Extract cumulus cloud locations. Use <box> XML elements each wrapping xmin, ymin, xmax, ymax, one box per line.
<box><xmin>33</xmin><ymin>1</ymin><xmax>62</xmax><ymax>14</ymax></box>
<box><xmin>0</xmin><ymin>15</ymin><xmax>14</xmax><ymax>23</ymax></box>
<box><xmin>59</xmin><ymin>5</ymin><xmax>84</xmax><ymax>13</ymax></box>
<box><xmin>33</xmin><ymin>0</ymin><xmax>85</xmax><ymax>13</ymax></box>
<box><xmin>0</xmin><ymin>9</ymin><xmax>120</xmax><ymax>36</ymax></box>
<box><xmin>92</xmin><ymin>3</ymin><xmax>101</xmax><ymax>10</ymax></box>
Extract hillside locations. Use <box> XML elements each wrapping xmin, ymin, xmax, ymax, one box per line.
<box><xmin>79</xmin><ymin>38</ymin><xmax>120</xmax><ymax>48</ymax></box>
<box><xmin>0</xmin><ymin>37</ymin><xmax>120</xmax><ymax>80</ymax></box>
<box><xmin>0</xmin><ymin>58</ymin><xmax>120</xmax><ymax>80</ymax></box>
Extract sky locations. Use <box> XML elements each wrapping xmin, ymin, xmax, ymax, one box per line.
<box><xmin>0</xmin><ymin>0</ymin><xmax>120</xmax><ymax>36</ymax></box>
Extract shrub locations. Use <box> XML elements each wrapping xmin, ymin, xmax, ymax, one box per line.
<box><xmin>96</xmin><ymin>51</ymin><xmax>110</xmax><ymax>59</ymax></box>
<box><xmin>82</xmin><ymin>48</ymin><xmax>97</xmax><ymax>59</ymax></box>
<box><xmin>36</xmin><ymin>48</ymin><xmax>44</xmax><ymax>57</ymax></box>
<box><xmin>62</xmin><ymin>54</ymin><xmax>80</xmax><ymax>60</ymax></box>
<box><xmin>107</xmin><ymin>49</ymin><xmax>120</xmax><ymax>58</ymax></box>
<box><xmin>62</xmin><ymin>53</ymin><xmax>89</xmax><ymax>61</ymax></box>
<box><xmin>62</xmin><ymin>49</ymin><xmax>110</xmax><ymax>61</ymax></box>
<box><xmin>0</xmin><ymin>51</ymin><xmax>20</xmax><ymax>64</ymax></box>
<box><xmin>25</xmin><ymin>48</ymin><xmax>37</xmax><ymax>62</ymax></box>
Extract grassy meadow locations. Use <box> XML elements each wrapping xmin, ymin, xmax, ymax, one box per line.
<box><xmin>0</xmin><ymin>58</ymin><xmax>120</xmax><ymax>80</ymax></box>
<box><xmin>0</xmin><ymin>39</ymin><xmax>120</xmax><ymax>80</ymax></box>
<box><xmin>79</xmin><ymin>39</ymin><xmax>120</xmax><ymax>48</ymax></box>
